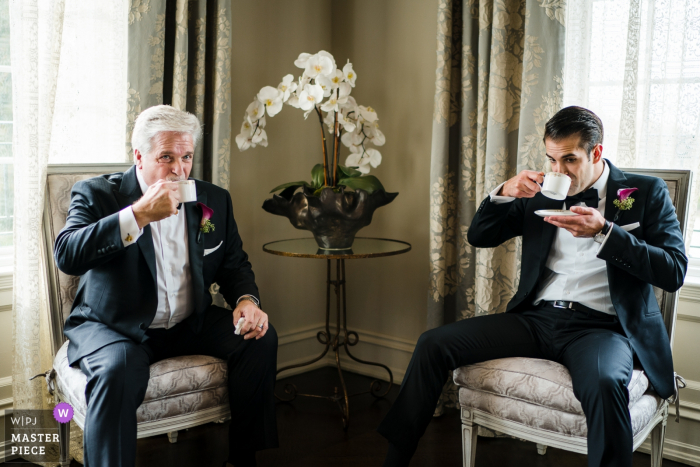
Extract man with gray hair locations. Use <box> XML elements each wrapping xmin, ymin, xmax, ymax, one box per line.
<box><xmin>55</xmin><ymin>105</ymin><xmax>278</xmax><ymax>467</ymax></box>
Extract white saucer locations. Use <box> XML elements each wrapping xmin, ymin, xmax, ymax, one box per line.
<box><xmin>534</xmin><ymin>209</ymin><xmax>579</xmax><ymax>217</ymax></box>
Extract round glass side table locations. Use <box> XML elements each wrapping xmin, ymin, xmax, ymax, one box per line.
<box><xmin>263</xmin><ymin>237</ymin><xmax>411</xmax><ymax>429</ymax></box>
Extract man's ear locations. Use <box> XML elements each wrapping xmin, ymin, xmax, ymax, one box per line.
<box><xmin>134</xmin><ymin>149</ymin><xmax>143</xmax><ymax>169</ymax></box>
<box><xmin>591</xmin><ymin>144</ymin><xmax>603</xmax><ymax>163</ymax></box>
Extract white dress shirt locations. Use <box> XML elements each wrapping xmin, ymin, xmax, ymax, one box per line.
<box><xmin>118</xmin><ymin>169</ymin><xmax>194</xmax><ymax>329</ymax></box>
<box><xmin>489</xmin><ymin>161</ymin><xmax>617</xmax><ymax>315</ymax></box>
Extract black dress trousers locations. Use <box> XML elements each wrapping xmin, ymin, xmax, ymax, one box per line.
<box><xmin>78</xmin><ymin>305</ymin><xmax>278</xmax><ymax>467</ymax></box>
<box><xmin>377</xmin><ymin>304</ymin><xmax>634</xmax><ymax>467</ymax></box>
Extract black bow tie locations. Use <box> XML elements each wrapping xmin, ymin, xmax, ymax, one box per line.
<box><xmin>565</xmin><ymin>188</ymin><xmax>599</xmax><ymax>209</ymax></box>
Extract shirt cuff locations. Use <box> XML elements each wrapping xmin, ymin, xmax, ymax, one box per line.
<box><xmin>596</xmin><ymin>222</ymin><xmax>615</xmax><ymax>253</ymax></box>
<box><xmin>119</xmin><ymin>206</ymin><xmax>143</xmax><ymax>247</ymax></box>
<box><xmin>489</xmin><ymin>182</ymin><xmax>516</xmax><ymax>204</ymax></box>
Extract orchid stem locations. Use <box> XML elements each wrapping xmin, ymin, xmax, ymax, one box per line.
<box><xmin>332</xmin><ymin>110</ymin><xmax>339</xmax><ymax>186</ymax></box>
<box><xmin>315</xmin><ymin>106</ymin><xmax>329</xmax><ymax>186</ymax></box>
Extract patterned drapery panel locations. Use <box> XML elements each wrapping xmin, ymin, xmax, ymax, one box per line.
<box><xmin>428</xmin><ymin>0</ymin><xmax>565</xmax><ymax>412</ymax></box>
<box><xmin>126</xmin><ymin>0</ymin><xmax>232</xmax><ymax>189</ymax></box>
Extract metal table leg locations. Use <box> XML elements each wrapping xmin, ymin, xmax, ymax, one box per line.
<box><xmin>274</xmin><ymin>259</ymin><xmax>394</xmax><ymax>430</ymax></box>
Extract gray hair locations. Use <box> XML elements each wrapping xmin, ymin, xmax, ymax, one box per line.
<box><xmin>131</xmin><ymin>105</ymin><xmax>202</xmax><ymax>158</ymax></box>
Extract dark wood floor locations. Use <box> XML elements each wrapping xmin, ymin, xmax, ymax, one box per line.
<box><xmin>8</xmin><ymin>367</ymin><xmax>687</xmax><ymax>466</ymax></box>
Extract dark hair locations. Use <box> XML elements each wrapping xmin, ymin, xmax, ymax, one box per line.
<box><xmin>544</xmin><ymin>106</ymin><xmax>604</xmax><ymax>155</ymax></box>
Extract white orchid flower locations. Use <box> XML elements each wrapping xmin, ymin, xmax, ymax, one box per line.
<box><xmin>340</xmin><ymin>96</ymin><xmax>359</xmax><ymax>120</ymax></box>
<box><xmin>338</xmin><ymin>111</ymin><xmax>356</xmax><ymax>133</ymax></box>
<box><xmin>316</xmin><ymin>75</ymin><xmax>333</xmax><ymax>97</ymax></box>
<box><xmin>257</xmin><ymin>86</ymin><xmax>283</xmax><ymax>117</ymax></box>
<box><xmin>246</xmin><ymin>99</ymin><xmax>265</xmax><ymax>121</ymax></box>
<box><xmin>343</xmin><ymin>60</ymin><xmax>357</xmax><ymax>87</ymax></box>
<box><xmin>359</xmin><ymin>105</ymin><xmax>377</xmax><ymax>122</ymax></box>
<box><xmin>305</xmin><ymin>54</ymin><xmax>334</xmax><ymax>79</ymax></box>
<box><xmin>299</xmin><ymin>83</ymin><xmax>324</xmax><ymax>111</ymax></box>
<box><xmin>371</xmin><ymin>128</ymin><xmax>385</xmax><ymax>146</ymax></box>
<box><xmin>294</xmin><ymin>52</ymin><xmax>311</xmax><ymax>69</ymax></box>
<box><xmin>329</xmin><ymin>69</ymin><xmax>344</xmax><ymax>88</ymax></box>
<box><xmin>341</xmin><ymin>130</ymin><xmax>363</xmax><ymax>148</ymax></box>
<box><xmin>277</xmin><ymin>74</ymin><xmax>297</xmax><ymax>102</ymax></box>
<box><xmin>345</xmin><ymin>151</ymin><xmax>370</xmax><ymax>174</ymax></box>
<box><xmin>321</xmin><ymin>97</ymin><xmax>340</xmax><ymax>113</ymax></box>
<box><xmin>287</xmin><ymin>94</ymin><xmax>301</xmax><ymax>108</ymax></box>
<box><xmin>240</xmin><ymin>120</ymin><xmax>254</xmax><ymax>138</ymax></box>
<box><xmin>252</xmin><ymin>128</ymin><xmax>268</xmax><ymax>147</ymax></box>
<box><xmin>235</xmin><ymin>132</ymin><xmax>252</xmax><ymax>151</ymax></box>
<box><xmin>365</xmin><ymin>148</ymin><xmax>382</xmax><ymax>168</ymax></box>
<box><xmin>317</xmin><ymin>50</ymin><xmax>337</xmax><ymax>73</ymax></box>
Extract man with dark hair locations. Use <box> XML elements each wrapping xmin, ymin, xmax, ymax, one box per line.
<box><xmin>378</xmin><ymin>106</ymin><xmax>686</xmax><ymax>467</ymax></box>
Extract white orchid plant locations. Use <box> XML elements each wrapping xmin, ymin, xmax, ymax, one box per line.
<box><xmin>236</xmin><ymin>50</ymin><xmax>387</xmax><ymax>196</ymax></box>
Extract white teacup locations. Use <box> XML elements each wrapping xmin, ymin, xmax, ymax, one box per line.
<box><xmin>172</xmin><ymin>180</ymin><xmax>197</xmax><ymax>203</ymax></box>
<box><xmin>539</xmin><ymin>172</ymin><xmax>570</xmax><ymax>200</ymax></box>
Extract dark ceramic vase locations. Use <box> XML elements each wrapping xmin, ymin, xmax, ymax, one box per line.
<box><xmin>262</xmin><ymin>186</ymin><xmax>398</xmax><ymax>249</ymax></box>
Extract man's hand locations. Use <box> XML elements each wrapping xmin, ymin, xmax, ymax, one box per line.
<box><xmin>499</xmin><ymin>171</ymin><xmax>545</xmax><ymax>198</ymax></box>
<box><xmin>233</xmin><ymin>299</ymin><xmax>269</xmax><ymax>340</ymax></box>
<box><xmin>545</xmin><ymin>205</ymin><xmax>606</xmax><ymax>238</ymax></box>
<box><xmin>132</xmin><ymin>180</ymin><xmax>180</xmax><ymax>228</ymax></box>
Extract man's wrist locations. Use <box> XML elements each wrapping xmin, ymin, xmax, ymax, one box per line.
<box><xmin>132</xmin><ymin>203</ymin><xmax>149</xmax><ymax>229</ymax></box>
<box><xmin>236</xmin><ymin>295</ymin><xmax>259</xmax><ymax>308</ymax></box>
<box><xmin>594</xmin><ymin>220</ymin><xmax>613</xmax><ymax>244</ymax></box>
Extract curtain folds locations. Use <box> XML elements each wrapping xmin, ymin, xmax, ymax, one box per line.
<box><xmin>10</xmin><ymin>0</ymin><xmax>72</xmax><ymax>464</ymax></box>
<box><xmin>428</xmin><ymin>0</ymin><xmax>565</xmax><ymax>412</ymax></box>
<box><xmin>126</xmin><ymin>0</ymin><xmax>232</xmax><ymax>189</ymax></box>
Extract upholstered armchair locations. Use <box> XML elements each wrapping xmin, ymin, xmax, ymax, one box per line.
<box><xmin>454</xmin><ymin>169</ymin><xmax>690</xmax><ymax>467</ymax></box>
<box><xmin>40</xmin><ymin>164</ymin><xmax>231</xmax><ymax>466</ymax></box>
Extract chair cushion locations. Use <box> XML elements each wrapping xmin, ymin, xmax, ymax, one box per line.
<box><xmin>453</xmin><ymin>357</ymin><xmax>648</xmax><ymax>416</ymax></box>
<box><xmin>454</xmin><ymin>357</ymin><xmax>657</xmax><ymax>438</ymax></box>
<box><xmin>53</xmin><ymin>340</ymin><xmax>229</xmax><ymax>424</ymax></box>
<box><xmin>458</xmin><ymin>388</ymin><xmax>658</xmax><ymax>438</ymax></box>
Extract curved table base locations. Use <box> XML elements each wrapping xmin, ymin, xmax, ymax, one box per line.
<box><xmin>274</xmin><ymin>259</ymin><xmax>394</xmax><ymax>429</ymax></box>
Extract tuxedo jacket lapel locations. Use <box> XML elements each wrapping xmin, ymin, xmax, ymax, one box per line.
<box><xmin>186</xmin><ymin>184</ymin><xmax>207</xmax><ymax>314</ymax></box>
<box><xmin>118</xmin><ymin>166</ymin><xmax>157</xmax><ymax>284</ymax></box>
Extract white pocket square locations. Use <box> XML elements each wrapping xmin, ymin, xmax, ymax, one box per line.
<box><xmin>204</xmin><ymin>241</ymin><xmax>223</xmax><ymax>256</ymax></box>
<box><xmin>620</xmin><ymin>222</ymin><xmax>640</xmax><ymax>232</ymax></box>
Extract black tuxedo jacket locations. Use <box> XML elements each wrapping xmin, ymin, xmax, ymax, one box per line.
<box><xmin>55</xmin><ymin>165</ymin><xmax>259</xmax><ymax>366</ymax></box>
<box><xmin>467</xmin><ymin>160</ymin><xmax>687</xmax><ymax>399</ymax></box>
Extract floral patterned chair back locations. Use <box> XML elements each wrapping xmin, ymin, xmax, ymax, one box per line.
<box><xmin>43</xmin><ymin>165</ymin><xmax>132</xmax><ymax>354</ymax></box>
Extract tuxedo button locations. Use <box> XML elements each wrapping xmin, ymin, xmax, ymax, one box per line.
<box><xmin>139</xmin><ymin>322</ymin><xmax>147</xmax><ymax>330</ymax></box>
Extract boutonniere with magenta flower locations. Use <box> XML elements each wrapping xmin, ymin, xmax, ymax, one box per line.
<box><xmin>197</xmin><ymin>202</ymin><xmax>215</xmax><ymax>243</ymax></box>
<box><xmin>613</xmin><ymin>188</ymin><xmax>638</xmax><ymax>211</ymax></box>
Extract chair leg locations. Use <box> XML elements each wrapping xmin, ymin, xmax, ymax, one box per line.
<box><xmin>58</xmin><ymin>419</ymin><xmax>71</xmax><ymax>466</ymax></box>
<box><xmin>651</xmin><ymin>405</ymin><xmax>668</xmax><ymax>467</ymax></box>
<box><xmin>167</xmin><ymin>431</ymin><xmax>178</xmax><ymax>444</ymax></box>
<box><xmin>461</xmin><ymin>408</ymin><xmax>478</xmax><ymax>467</ymax></box>
<box><xmin>536</xmin><ymin>444</ymin><xmax>547</xmax><ymax>455</ymax></box>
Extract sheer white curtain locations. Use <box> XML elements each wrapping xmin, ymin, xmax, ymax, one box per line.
<box><xmin>564</xmin><ymin>0</ymin><xmax>700</xmax><ymax>253</ymax></box>
<box><xmin>10</xmin><ymin>0</ymin><xmax>126</xmax><ymax>420</ymax></box>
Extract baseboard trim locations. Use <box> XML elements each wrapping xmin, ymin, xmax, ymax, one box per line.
<box><xmin>638</xmin><ymin>437</ymin><xmax>700</xmax><ymax>467</ymax></box>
